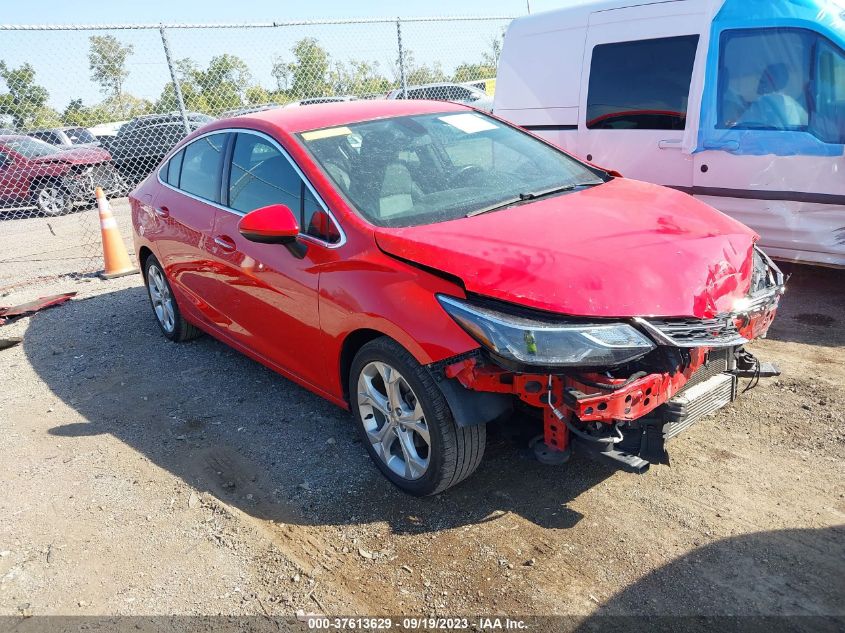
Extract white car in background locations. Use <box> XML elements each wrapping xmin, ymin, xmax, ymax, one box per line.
<box><xmin>387</xmin><ymin>83</ymin><xmax>493</xmax><ymax>112</ymax></box>
<box><xmin>87</xmin><ymin>120</ymin><xmax>129</xmax><ymax>141</ymax></box>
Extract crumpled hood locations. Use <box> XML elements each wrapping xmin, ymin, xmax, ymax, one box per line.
<box><xmin>374</xmin><ymin>179</ymin><xmax>758</xmax><ymax>318</ymax></box>
<box><xmin>31</xmin><ymin>147</ymin><xmax>111</xmax><ymax>165</ymax></box>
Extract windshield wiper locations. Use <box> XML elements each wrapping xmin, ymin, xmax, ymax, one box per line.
<box><xmin>466</xmin><ymin>182</ymin><xmax>601</xmax><ymax>218</ymax></box>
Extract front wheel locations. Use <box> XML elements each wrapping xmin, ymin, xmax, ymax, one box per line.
<box><xmin>33</xmin><ymin>181</ymin><xmax>72</xmax><ymax>216</ymax></box>
<box><xmin>350</xmin><ymin>337</ymin><xmax>485</xmax><ymax>496</ymax></box>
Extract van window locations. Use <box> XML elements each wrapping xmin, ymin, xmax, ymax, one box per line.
<box><xmin>813</xmin><ymin>38</ymin><xmax>845</xmax><ymax>144</ymax></box>
<box><xmin>718</xmin><ymin>29</ymin><xmax>844</xmax><ymax>144</ymax></box>
<box><xmin>586</xmin><ymin>35</ymin><xmax>699</xmax><ymax>130</ymax></box>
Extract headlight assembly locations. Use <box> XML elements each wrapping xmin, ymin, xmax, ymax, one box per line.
<box><xmin>437</xmin><ymin>295</ymin><xmax>655</xmax><ymax>367</ymax></box>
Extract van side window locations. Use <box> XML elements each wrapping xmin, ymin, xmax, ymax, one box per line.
<box><xmin>586</xmin><ymin>35</ymin><xmax>699</xmax><ymax>130</ymax></box>
<box><xmin>814</xmin><ymin>39</ymin><xmax>845</xmax><ymax>144</ymax></box>
<box><xmin>718</xmin><ymin>28</ymin><xmax>844</xmax><ymax>144</ymax></box>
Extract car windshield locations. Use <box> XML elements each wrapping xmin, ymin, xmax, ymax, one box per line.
<box><xmin>4</xmin><ymin>137</ymin><xmax>59</xmax><ymax>158</ymax></box>
<box><xmin>298</xmin><ymin>111</ymin><xmax>606</xmax><ymax>228</ymax></box>
<box><xmin>65</xmin><ymin>127</ymin><xmax>97</xmax><ymax>144</ymax></box>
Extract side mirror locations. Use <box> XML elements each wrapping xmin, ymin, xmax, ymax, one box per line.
<box><xmin>238</xmin><ymin>204</ymin><xmax>300</xmax><ymax>244</ymax></box>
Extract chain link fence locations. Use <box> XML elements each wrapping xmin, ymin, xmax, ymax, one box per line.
<box><xmin>0</xmin><ymin>16</ymin><xmax>512</xmax><ymax>298</ymax></box>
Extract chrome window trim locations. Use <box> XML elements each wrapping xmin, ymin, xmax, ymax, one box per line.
<box><xmin>155</xmin><ymin>127</ymin><xmax>346</xmax><ymax>248</ymax></box>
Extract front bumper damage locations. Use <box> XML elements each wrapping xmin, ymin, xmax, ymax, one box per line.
<box><xmin>437</xmin><ymin>259</ymin><xmax>785</xmax><ymax>473</ymax></box>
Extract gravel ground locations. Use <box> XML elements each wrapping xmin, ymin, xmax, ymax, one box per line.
<box><xmin>0</xmin><ymin>206</ymin><xmax>843</xmax><ymax>628</ymax></box>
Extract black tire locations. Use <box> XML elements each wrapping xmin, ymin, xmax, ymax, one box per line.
<box><xmin>143</xmin><ymin>255</ymin><xmax>202</xmax><ymax>342</ymax></box>
<box><xmin>349</xmin><ymin>337</ymin><xmax>485</xmax><ymax>496</ymax></box>
<box><xmin>33</xmin><ymin>180</ymin><xmax>72</xmax><ymax>216</ymax></box>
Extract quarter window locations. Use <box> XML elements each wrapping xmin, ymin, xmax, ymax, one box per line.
<box><xmin>164</xmin><ymin>149</ymin><xmax>184</xmax><ymax>187</ymax></box>
<box><xmin>586</xmin><ymin>35</ymin><xmax>699</xmax><ymax>130</ymax></box>
<box><xmin>179</xmin><ymin>134</ymin><xmax>226</xmax><ymax>202</ymax></box>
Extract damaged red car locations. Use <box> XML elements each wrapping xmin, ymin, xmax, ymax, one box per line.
<box><xmin>131</xmin><ymin>100</ymin><xmax>784</xmax><ymax>495</ymax></box>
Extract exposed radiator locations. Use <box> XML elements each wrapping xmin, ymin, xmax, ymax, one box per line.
<box><xmin>663</xmin><ymin>372</ymin><xmax>737</xmax><ymax>440</ymax></box>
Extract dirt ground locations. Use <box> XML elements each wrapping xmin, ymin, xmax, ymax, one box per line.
<box><xmin>0</xmin><ymin>204</ymin><xmax>843</xmax><ymax>629</ymax></box>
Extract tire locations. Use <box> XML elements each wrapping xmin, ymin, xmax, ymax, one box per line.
<box><xmin>143</xmin><ymin>255</ymin><xmax>202</xmax><ymax>342</ymax></box>
<box><xmin>33</xmin><ymin>181</ymin><xmax>72</xmax><ymax>216</ymax></box>
<box><xmin>350</xmin><ymin>337</ymin><xmax>485</xmax><ymax>496</ymax></box>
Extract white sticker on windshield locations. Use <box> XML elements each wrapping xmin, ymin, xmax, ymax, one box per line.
<box><xmin>438</xmin><ymin>113</ymin><xmax>498</xmax><ymax>134</ymax></box>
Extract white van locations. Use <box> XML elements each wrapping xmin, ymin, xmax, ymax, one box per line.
<box><xmin>494</xmin><ymin>0</ymin><xmax>845</xmax><ymax>267</ymax></box>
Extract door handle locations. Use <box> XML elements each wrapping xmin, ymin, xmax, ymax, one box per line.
<box><xmin>213</xmin><ymin>235</ymin><xmax>237</xmax><ymax>252</ymax></box>
<box><xmin>658</xmin><ymin>139</ymin><xmax>682</xmax><ymax>150</ymax></box>
<box><xmin>154</xmin><ymin>205</ymin><xmax>169</xmax><ymax>218</ymax></box>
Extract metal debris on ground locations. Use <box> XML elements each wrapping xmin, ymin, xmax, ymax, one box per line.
<box><xmin>0</xmin><ymin>292</ymin><xmax>76</xmax><ymax>325</ymax></box>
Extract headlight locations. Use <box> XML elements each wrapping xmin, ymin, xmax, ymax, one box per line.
<box><xmin>437</xmin><ymin>295</ymin><xmax>655</xmax><ymax>367</ymax></box>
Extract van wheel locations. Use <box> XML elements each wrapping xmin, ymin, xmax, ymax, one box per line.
<box><xmin>144</xmin><ymin>255</ymin><xmax>201</xmax><ymax>342</ymax></box>
<box><xmin>350</xmin><ymin>337</ymin><xmax>485</xmax><ymax>496</ymax></box>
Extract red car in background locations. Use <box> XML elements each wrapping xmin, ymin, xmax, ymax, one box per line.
<box><xmin>130</xmin><ymin>100</ymin><xmax>784</xmax><ymax>495</ymax></box>
<box><xmin>0</xmin><ymin>135</ymin><xmax>122</xmax><ymax>216</ymax></box>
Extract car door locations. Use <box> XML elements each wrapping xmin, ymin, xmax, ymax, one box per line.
<box><xmin>153</xmin><ymin>132</ymin><xmax>230</xmax><ymax>327</ymax></box>
<box><xmin>577</xmin><ymin>3</ymin><xmax>706</xmax><ymax>186</ymax></box>
<box><xmin>206</xmin><ymin>130</ymin><xmax>343</xmax><ymax>388</ymax></box>
<box><xmin>693</xmin><ymin>28</ymin><xmax>845</xmax><ymax>266</ymax></box>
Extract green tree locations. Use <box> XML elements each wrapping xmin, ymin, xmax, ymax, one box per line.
<box><xmin>62</xmin><ymin>99</ymin><xmax>94</xmax><ymax>126</ymax></box>
<box><xmin>452</xmin><ymin>62</ymin><xmax>496</xmax><ymax>83</ymax></box>
<box><xmin>245</xmin><ymin>85</ymin><xmax>271</xmax><ymax>106</ymax></box>
<box><xmin>154</xmin><ymin>80</ymin><xmax>208</xmax><ymax>114</ymax></box>
<box><xmin>289</xmin><ymin>38</ymin><xmax>330</xmax><ymax>99</ymax></box>
<box><xmin>271</xmin><ymin>55</ymin><xmax>292</xmax><ymax>92</ymax></box>
<box><xmin>329</xmin><ymin>60</ymin><xmax>390</xmax><ymax>97</ymax></box>
<box><xmin>395</xmin><ymin>50</ymin><xmax>447</xmax><ymax>88</ymax></box>
<box><xmin>88</xmin><ymin>35</ymin><xmax>134</xmax><ymax>116</ymax></box>
<box><xmin>0</xmin><ymin>61</ymin><xmax>50</xmax><ymax>129</ymax></box>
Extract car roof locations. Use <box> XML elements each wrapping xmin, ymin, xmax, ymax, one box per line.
<box><xmin>0</xmin><ymin>134</ymin><xmax>34</xmax><ymax>142</ymax></box>
<box><xmin>233</xmin><ymin>98</ymin><xmax>468</xmax><ymax>134</ymax></box>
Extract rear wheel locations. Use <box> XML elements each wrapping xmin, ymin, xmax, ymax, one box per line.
<box><xmin>350</xmin><ymin>337</ymin><xmax>485</xmax><ymax>495</ymax></box>
<box><xmin>144</xmin><ymin>255</ymin><xmax>201</xmax><ymax>342</ymax></box>
<box><xmin>33</xmin><ymin>181</ymin><xmax>72</xmax><ymax>216</ymax></box>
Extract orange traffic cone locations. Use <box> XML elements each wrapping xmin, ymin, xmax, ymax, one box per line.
<box><xmin>95</xmin><ymin>186</ymin><xmax>139</xmax><ymax>280</ymax></box>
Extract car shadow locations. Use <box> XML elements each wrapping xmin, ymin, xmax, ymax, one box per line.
<box><xmin>765</xmin><ymin>262</ymin><xmax>845</xmax><ymax>348</ymax></box>
<box><xmin>573</xmin><ymin>526</ymin><xmax>845</xmax><ymax>631</ymax></box>
<box><xmin>28</xmin><ymin>285</ymin><xmax>609</xmax><ymax>535</ymax></box>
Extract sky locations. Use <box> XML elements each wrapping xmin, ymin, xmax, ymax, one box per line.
<box><xmin>0</xmin><ymin>0</ymin><xmax>571</xmax><ymax>114</ymax></box>
<box><xmin>1</xmin><ymin>0</ymin><xmax>564</xmax><ymax>25</ymax></box>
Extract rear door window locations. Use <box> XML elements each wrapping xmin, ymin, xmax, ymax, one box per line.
<box><xmin>586</xmin><ymin>35</ymin><xmax>699</xmax><ymax>130</ymax></box>
<box><xmin>179</xmin><ymin>134</ymin><xmax>226</xmax><ymax>202</ymax></box>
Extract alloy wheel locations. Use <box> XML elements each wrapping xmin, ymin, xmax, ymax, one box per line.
<box><xmin>37</xmin><ymin>186</ymin><xmax>67</xmax><ymax>216</ymax></box>
<box><xmin>357</xmin><ymin>361</ymin><xmax>431</xmax><ymax>480</ymax></box>
<box><xmin>147</xmin><ymin>264</ymin><xmax>175</xmax><ymax>333</ymax></box>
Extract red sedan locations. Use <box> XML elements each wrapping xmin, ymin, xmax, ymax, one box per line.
<box><xmin>0</xmin><ymin>135</ymin><xmax>122</xmax><ymax>216</ymax></box>
<box><xmin>130</xmin><ymin>100</ymin><xmax>784</xmax><ymax>495</ymax></box>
